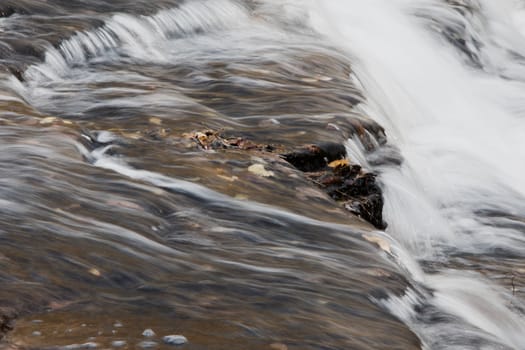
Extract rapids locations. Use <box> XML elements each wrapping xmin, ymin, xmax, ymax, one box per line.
<box><xmin>1</xmin><ymin>0</ymin><xmax>525</xmax><ymax>349</ymax></box>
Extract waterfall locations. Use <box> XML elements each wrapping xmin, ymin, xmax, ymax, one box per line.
<box><xmin>305</xmin><ymin>0</ymin><xmax>525</xmax><ymax>347</ymax></box>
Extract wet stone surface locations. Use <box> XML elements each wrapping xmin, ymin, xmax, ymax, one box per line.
<box><xmin>186</xmin><ymin>129</ymin><xmax>386</xmax><ymax>229</ymax></box>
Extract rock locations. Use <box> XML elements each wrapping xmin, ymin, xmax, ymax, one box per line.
<box><xmin>142</xmin><ymin>328</ymin><xmax>156</xmax><ymax>337</ymax></box>
<box><xmin>138</xmin><ymin>341</ymin><xmax>158</xmax><ymax>349</ymax></box>
<box><xmin>32</xmin><ymin>331</ymin><xmax>42</xmax><ymax>336</ymax></box>
<box><xmin>282</xmin><ymin>142</ymin><xmax>346</xmax><ymax>172</ymax></box>
<box><xmin>284</xmin><ymin>142</ymin><xmax>385</xmax><ymax>229</ymax></box>
<box><xmin>0</xmin><ymin>307</ymin><xmax>17</xmax><ymax>341</ymax></box>
<box><xmin>162</xmin><ymin>335</ymin><xmax>188</xmax><ymax>346</ymax></box>
<box><xmin>186</xmin><ymin>128</ymin><xmax>386</xmax><ymax>228</ymax></box>
<box><xmin>0</xmin><ymin>6</ymin><xmax>15</xmax><ymax>18</ymax></box>
<box><xmin>111</xmin><ymin>340</ymin><xmax>127</xmax><ymax>348</ymax></box>
<box><xmin>345</xmin><ymin>193</ymin><xmax>386</xmax><ymax>229</ymax></box>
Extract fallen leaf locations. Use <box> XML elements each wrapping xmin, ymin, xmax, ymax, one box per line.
<box><xmin>48</xmin><ymin>300</ymin><xmax>74</xmax><ymax>310</ymax></box>
<box><xmin>149</xmin><ymin>117</ymin><xmax>162</xmax><ymax>125</ymax></box>
<box><xmin>88</xmin><ymin>268</ymin><xmax>101</xmax><ymax>277</ymax></box>
<box><xmin>328</xmin><ymin>159</ymin><xmax>349</xmax><ymax>168</ymax></box>
<box><xmin>301</xmin><ymin>78</ymin><xmax>318</xmax><ymax>83</ymax></box>
<box><xmin>365</xmin><ymin>268</ymin><xmax>391</xmax><ymax>277</ymax></box>
<box><xmin>107</xmin><ymin>200</ymin><xmax>142</xmax><ymax>210</ymax></box>
<box><xmin>270</xmin><ymin>343</ymin><xmax>288</xmax><ymax>350</ymax></box>
<box><xmin>248</xmin><ymin>164</ymin><xmax>275</xmax><ymax>178</ymax></box>
<box><xmin>195</xmin><ymin>132</ymin><xmax>208</xmax><ymax>144</ymax></box>
<box><xmin>363</xmin><ymin>234</ymin><xmax>392</xmax><ymax>254</ymax></box>
<box><xmin>39</xmin><ymin>117</ymin><xmax>58</xmax><ymax>125</ymax></box>
<box><xmin>217</xmin><ymin>175</ymin><xmax>239</xmax><ymax>182</ymax></box>
<box><xmin>122</xmin><ymin>132</ymin><xmax>142</xmax><ymax>140</ymax></box>
<box><xmin>317</xmin><ymin>75</ymin><xmax>333</xmax><ymax>81</ymax></box>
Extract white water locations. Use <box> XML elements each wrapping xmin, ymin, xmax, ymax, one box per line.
<box><xmin>24</xmin><ymin>0</ymin><xmax>249</xmax><ymax>82</ymax></box>
<box><xmin>8</xmin><ymin>0</ymin><xmax>525</xmax><ymax>348</ymax></box>
<box><xmin>303</xmin><ymin>0</ymin><xmax>525</xmax><ymax>348</ymax></box>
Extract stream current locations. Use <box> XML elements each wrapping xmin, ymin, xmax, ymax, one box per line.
<box><xmin>1</xmin><ymin>0</ymin><xmax>525</xmax><ymax>349</ymax></box>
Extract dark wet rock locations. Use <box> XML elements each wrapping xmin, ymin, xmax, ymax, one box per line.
<box><xmin>345</xmin><ymin>194</ymin><xmax>385</xmax><ymax>229</ymax></box>
<box><xmin>282</xmin><ymin>142</ymin><xmax>346</xmax><ymax>172</ymax></box>
<box><xmin>0</xmin><ymin>6</ymin><xmax>16</xmax><ymax>18</ymax></box>
<box><xmin>0</xmin><ymin>307</ymin><xmax>17</xmax><ymax>340</ymax></box>
<box><xmin>187</xmin><ymin>129</ymin><xmax>386</xmax><ymax>229</ymax></box>
<box><xmin>287</xmin><ymin>149</ymin><xmax>386</xmax><ymax>229</ymax></box>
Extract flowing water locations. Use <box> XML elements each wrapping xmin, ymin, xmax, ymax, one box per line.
<box><xmin>1</xmin><ymin>0</ymin><xmax>525</xmax><ymax>349</ymax></box>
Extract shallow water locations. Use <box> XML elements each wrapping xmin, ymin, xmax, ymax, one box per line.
<box><xmin>1</xmin><ymin>0</ymin><xmax>525</xmax><ymax>349</ymax></box>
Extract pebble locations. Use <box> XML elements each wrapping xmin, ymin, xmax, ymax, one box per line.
<box><xmin>32</xmin><ymin>331</ymin><xmax>42</xmax><ymax>337</ymax></box>
<box><xmin>142</xmin><ymin>328</ymin><xmax>156</xmax><ymax>337</ymax></box>
<box><xmin>111</xmin><ymin>340</ymin><xmax>127</xmax><ymax>348</ymax></box>
<box><xmin>162</xmin><ymin>335</ymin><xmax>188</xmax><ymax>346</ymax></box>
<box><xmin>138</xmin><ymin>341</ymin><xmax>158</xmax><ymax>349</ymax></box>
<box><xmin>113</xmin><ymin>322</ymin><xmax>123</xmax><ymax>328</ymax></box>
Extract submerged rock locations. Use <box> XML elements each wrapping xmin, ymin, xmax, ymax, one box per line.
<box><xmin>142</xmin><ymin>328</ymin><xmax>156</xmax><ymax>337</ymax></box>
<box><xmin>162</xmin><ymin>335</ymin><xmax>188</xmax><ymax>346</ymax></box>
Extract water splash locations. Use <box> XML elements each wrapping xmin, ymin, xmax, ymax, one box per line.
<box><xmin>23</xmin><ymin>0</ymin><xmax>250</xmax><ymax>82</ymax></box>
